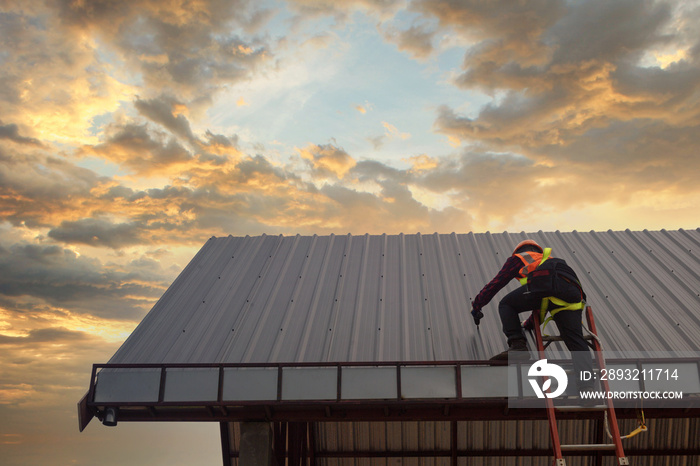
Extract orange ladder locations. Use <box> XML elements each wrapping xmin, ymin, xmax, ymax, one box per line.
<box><xmin>531</xmin><ymin>305</ymin><xmax>629</xmax><ymax>466</ymax></box>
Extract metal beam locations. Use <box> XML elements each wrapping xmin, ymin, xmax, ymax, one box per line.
<box><xmin>101</xmin><ymin>403</ymin><xmax>700</xmax><ymax>424</ymax></box>
<box><xmin>209</xmin><ymin>448</ymin><xmax>700</xmax><ymax>459</ymax></box>
<box><xmin>312</xmin><ymin>448</ymin><xmax>700</xmax><ymax>458</ymax></box>
<box><xmin>86</xmin><ymin>358</ymin><xmax>700</xmax><ymax>412</ymax></box>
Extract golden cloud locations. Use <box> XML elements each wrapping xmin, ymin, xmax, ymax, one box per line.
<box><xmin>405</xmin><ymin>154</ymin><xmax>439</xmax><ymax>172</ymax></box>
<box><xmin>382</xmin><ymin>121</ymin><xmax>410</xmax><ymax>141</ymax></box>
<box><xmin>297</xmin><ymin>143</ymin><xmax>357</xmax><ymax>179</ymax></box>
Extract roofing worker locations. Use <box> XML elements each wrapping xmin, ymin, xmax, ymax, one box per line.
<box><xmin>470</xmin><ymin>240</ymin><xmax>594</xmax><ymax>390</ymax></box>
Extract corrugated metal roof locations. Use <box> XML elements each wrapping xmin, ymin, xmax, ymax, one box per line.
<box><xmin>109</xmin><ymin>229</ymin><xmax>700</xmax><ymax>365</ymax></box>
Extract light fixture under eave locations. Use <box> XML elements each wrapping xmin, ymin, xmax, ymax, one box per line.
<box><xmin>102</xmin><ymin>407</ymin><xmax>118</xmax><ymax>427</ymax></box>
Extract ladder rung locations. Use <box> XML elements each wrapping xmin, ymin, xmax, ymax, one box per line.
<box><xmin>555</xmin><ymin>405</ymin><xmax>607</xmax><ymax>412</ymax></box>
<box><xmin>560</xmin><ymin>443</ymin><xmax>616</xmax><ymax>452</ymax></box>
<box><xmin>542</xmin><ymin>335</ymin><xmax>594</xmax><ymax>342</ymax></box>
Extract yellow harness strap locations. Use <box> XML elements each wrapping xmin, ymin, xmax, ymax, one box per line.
<box><xmin>541</xmin><ymin>247</ymin><xmax>552</xmax><ymax>263</ymax></box>
<box><xmin>539</xmin><ymin>296</ymin><xmax>585</xmax><ymax>334</ymax></box>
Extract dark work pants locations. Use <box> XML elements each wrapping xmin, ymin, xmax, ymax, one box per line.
<box><xmin>499</xmin><ymin>284</ymin><xmax>594</xmax><ymax>390</ymax></box>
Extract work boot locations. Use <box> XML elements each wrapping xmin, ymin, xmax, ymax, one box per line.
<box><xmin>490</xmin><ymin>339</ymin><xmax>531</xmax><ymax>361</ymax></box>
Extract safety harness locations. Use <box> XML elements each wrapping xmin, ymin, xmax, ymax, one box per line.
<box><xmin>538</xmin><ymin>296</ymin><xmax>585</xmax><ymax>334</ymax></box>
<box><xmin>517</xmin><ymin>247</ymin><xmax>585</xmax><ymax>333</ymax></box>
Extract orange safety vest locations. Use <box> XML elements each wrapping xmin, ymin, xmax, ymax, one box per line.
<box><xmin>515</xmin><ymin>248</ymin><xmax>551</xmax><ymax>285</ymax></box>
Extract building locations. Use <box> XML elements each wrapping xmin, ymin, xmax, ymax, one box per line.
<box><xmin>79</xmin><ymin>229</ymin><xmax>700</xmax><ymax>465</ymax></box>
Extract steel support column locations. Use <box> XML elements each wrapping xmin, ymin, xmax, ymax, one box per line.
<box><xmin>240</xmin><ymin>422</ymin><xmax>273</xmax><ymax>466</ymax></box>
<box><xmin>288</xmin><ymin>422</ymin><xmax>309</xmax><ymax>466</ymax></box>
<box><xmin>451</xmin><ymin>421</ymin><xmax>458</xmax><ymax>466</ymax></box>
<box><xmin>308</xmin><ymin>422</ymin><xmax>316</xmax><ymax>466</ymax></box>
<box><xmin>273</xmin><ymin>422</ymin><xmax>286</xmax><ymax>466</ymax></box>
<box><xmin>220</xmin><ymin>422</ymin><xmax>233</xmax><ymax>466</ymax></box>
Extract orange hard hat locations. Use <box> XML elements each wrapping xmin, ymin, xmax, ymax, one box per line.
<box><xmin>512</xmin><ymin>239</ymin><xmax>543</xmax><ymax>255</ymax></box>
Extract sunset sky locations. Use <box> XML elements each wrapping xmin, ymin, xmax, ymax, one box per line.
<box><xmin>1</xmin><ymin>0</ymin><xmax>699</xmax><ymax>464</ymax></box>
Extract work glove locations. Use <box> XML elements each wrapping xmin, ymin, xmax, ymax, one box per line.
<box><xmin>522</xmin><ymin>313</ymin><xmax>535</xmax><ymax>331</ymax></box>
<box><xmin>470</xmin><ymin>301</ymin><xmax>484</xmax><ymax>326</ymax></box>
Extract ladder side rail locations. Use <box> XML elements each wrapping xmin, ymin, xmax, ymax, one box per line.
<box><xmin>532</xmin><ymin>311</ymin><xmax>565</xmax><ymax>464</ymax></box>
<box><xmin>585</xmin><ymin>306</ymin><xmax>628</xmax><ymax>465</ymax></box>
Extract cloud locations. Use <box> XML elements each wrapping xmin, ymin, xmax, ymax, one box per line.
<box><xmin>51</xmin><ymin>0</ymin><xmax>273</xmax><ymax>100</ymax></box>
<box><xmin>405</xmin><ymin>154</ymin><xmax>439</xmax><ymax>172</ymax></box>
<box><xmin>0</xmin><ymin>241</ymin><xmax>169</xmax><ymax>319</ymax></box>
<box><xmin>0</xmin><ymin>0</ymin><xmax>274</xmax><ymax>152</ymax></box>
<box><xmin>0</xmin><ymin>7</ymin><xmax>133</xmax><ymax>144</ymax></box>
<box><xmin>3</xmin><ymin>132</ymin><xmax>400</xmax><ymax>251</ymax></box>
<box><xmin>301</xmin><ymin>33</ymin><xmax>335</xmax><ymax>50</ymax></box>
<box><xmin>135</xmin><ymin>95</ymin><xmax>197</xmax><ymax>142</ymax></box>
<box><xmin>365</xmin><ymin>121</ymin><xmax>412</xmax><ymax>151</ymax></box>
<box><xmin>0</xmin><ymin>302</ymin><xmax>130</xmax><ymax>441</ymax></box>
<box><xmin>47</xmin><ymin>218</ymin><xmax>144</xmax><ymax>249</ymax></box>
<box><xmin>0</xmin><ymin>140</ymin><xmax>235</xmax><ymax>246</ymax></box>
<box><xmin>298</xmin><ymin>143</ymin><xmax>357</xmax><ymax>179</ymax></box>
<box><xmin>2</xmin><ymin>0</ymin><xmax>697</xmax><ymax>254</ymax></box>
<box><xmin>0</xmin><ymin>327</ymin><xmax>90</xmax><ymax>346</ymax></box>
<box><xmin>414</xmin><ymin>0</ymin><xmax>563</xmax><ymax>71</ymax></box>
<box><xmin>0</xmin><ymin>122</ymin><xmax>44</xmax><ymax>146</ymax></box>
<box><xmin>318</xmin><ymin>183</ymin><xmax>428</xmax><ymax>233</ymax></box>
<box><xmin>355</xmin><ymin>101</ymin><xmax>373</xmax><ymax>115</ymax></box>
<box><xmin>345</xmin><ymin>146</ymin><xmax>652</xmax><ymax>233</ymax></box>
<box><xmin>202</xmin><ymin>130</ymin><xmax>241</xmax><ymax>156</ymax></box>
<box><xmin>352</xmin><ymin>159</ymin><xmax>410</xmax><ymax>184</ymax></box>
<box><xmin>286</xmin><ymin>0</ymin><xmax>403</xmax><ymax>21</ymax></box>
<box><xmin>548</xmin><ymin>0</ymin><xmax>671</xmax><ymax>66</ymax></box>
<box><xmin>418</xmin><ymin>0</ymin><xmax>700</xmax><ymax>211</ymax></box>
<box><xmin>366</xmin><ymin>134</ymin><xmax>386</xmax><ymax>149</ymax></box>
<box><xmin>79</xmin><ymin>97</ymin><xmax>247</xmax><ymax>174</ymax></box>
<box><xmin>81</xmin><ymin>122</ymin><xmax>193</xmax><ymax>175</ymax></box>
<box><xmin>382</xmin><ymin>121</ymin><xmax>411</xmax><ymax>140</ymax></box>
<box><xmin>0</xmin><ymin>148</ymin><xmax>104</xmax><ymax>228</ymax></box>
<box><xmin>381</xmin><ymin>22</ymin><xmax>436</xmax><ymax>59</ymax></box>
<box><xmin>538</xmin><ymin>118</ymin><xmax>700</xmax><ymax>195</ymax></box>
<box><xmin>125</xmin><ymin>9</ymin><xmax>269</xmax><ymax>100</ymax></box>
<box><xmin>310</xmin><ymin>171</ymin><xmax>475</xmax><ymax>234</ymax></box>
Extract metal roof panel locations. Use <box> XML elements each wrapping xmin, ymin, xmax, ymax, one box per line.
<box><xmin>107</xmin><ymin>229</ymin><xmax>700</xmax><ymax>365</ymax></box>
